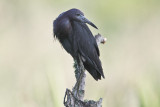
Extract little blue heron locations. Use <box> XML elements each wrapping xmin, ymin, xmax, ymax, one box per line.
<box><xmin>53</xmin><ymin>8</ymin><xmax>105</xmax><ymax>80</ymax></box>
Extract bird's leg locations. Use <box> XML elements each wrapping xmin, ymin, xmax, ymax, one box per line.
<box><xmin>73</xmin><ymin>55</ymin><xmax>86</xmax><ymax>101</ymax></box>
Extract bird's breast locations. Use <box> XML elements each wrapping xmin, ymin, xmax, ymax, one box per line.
<box><xmin>60</xmin><ymin>19</ymin><xmax>72</xmax><ymax>36</ymax></box>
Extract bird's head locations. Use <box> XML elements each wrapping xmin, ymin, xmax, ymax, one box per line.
<box><xmin>66</xmin><ymin>8</ymin><xmax>98</xmax><ymax>29</ymax></box>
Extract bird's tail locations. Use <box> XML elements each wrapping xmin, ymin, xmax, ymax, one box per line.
<box><xmin>83</xmin><ymin>62</ymin><xmax>104</xmax><ymax>81</ymax></box>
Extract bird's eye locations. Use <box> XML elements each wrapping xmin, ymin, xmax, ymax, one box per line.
<box><xmin>76</xmin><ymin>13</ymin><xmax>80</xmax><ymax>16</ymax></box>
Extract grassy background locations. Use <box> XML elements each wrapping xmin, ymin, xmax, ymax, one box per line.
<box><xmin>0</xmin><ymin>0</ymin><xmax>160</xmax><ymax>107</ymax></box>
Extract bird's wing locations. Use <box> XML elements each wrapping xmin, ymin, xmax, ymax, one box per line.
<box><xmin>72</xmin><ymin>21</ymin><xmax>100</xmax><ymax>56</ymax></box>
<box><xmin>72</xmin><ymin>21</ymin><xmax>104</xmax><ymax>78</ymax></box>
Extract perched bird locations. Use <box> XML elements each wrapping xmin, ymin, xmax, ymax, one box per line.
<box><xmin>53</xmin><ymin>8</ymin><xmax>105</xmax><ymax>80</ymax></box>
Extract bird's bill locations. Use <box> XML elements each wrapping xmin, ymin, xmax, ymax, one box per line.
<box><xmin>81</xmin><ymin>16</ymin><xmax>98</xmax><ymax>29</ymax></box>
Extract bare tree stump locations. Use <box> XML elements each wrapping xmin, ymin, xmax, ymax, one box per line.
<box><xmin>64</xmin><ymin>34</ymin><xmax>106</xmax><ymax>107</ymax></box>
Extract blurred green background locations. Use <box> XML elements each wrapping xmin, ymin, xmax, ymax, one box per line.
<box><xmin>0</xmin><ymin>0</ymin><xmax>160</xmax><ymax>107</ymax></box>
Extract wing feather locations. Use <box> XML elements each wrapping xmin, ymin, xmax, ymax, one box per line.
<box><xmin>72</xmin><ymin>21</ymin><xmax>104</xmax><ymax>79</ymax></box>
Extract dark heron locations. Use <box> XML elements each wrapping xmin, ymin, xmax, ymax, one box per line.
<box><xmin>53</xmin><ymin>8</ymin><xmax>105</xmax><ymax>80</ymax></box>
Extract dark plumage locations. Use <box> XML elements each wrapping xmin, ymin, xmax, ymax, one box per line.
<box><xmin>53</xmin><ymin>8</ymin><xmax>105</xmax><ymax>80</ymax></box>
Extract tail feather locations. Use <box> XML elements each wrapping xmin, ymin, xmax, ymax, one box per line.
<box><xmin>83</xmin><ymin>62</ymin><xmax>103</xmax><ymax>81</ymax></box>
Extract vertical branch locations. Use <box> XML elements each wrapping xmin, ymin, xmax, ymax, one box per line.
<box><xmin>73</xmin><ymin>55</ymin><xmax>86</xmax><ymax>101</ymax></box>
